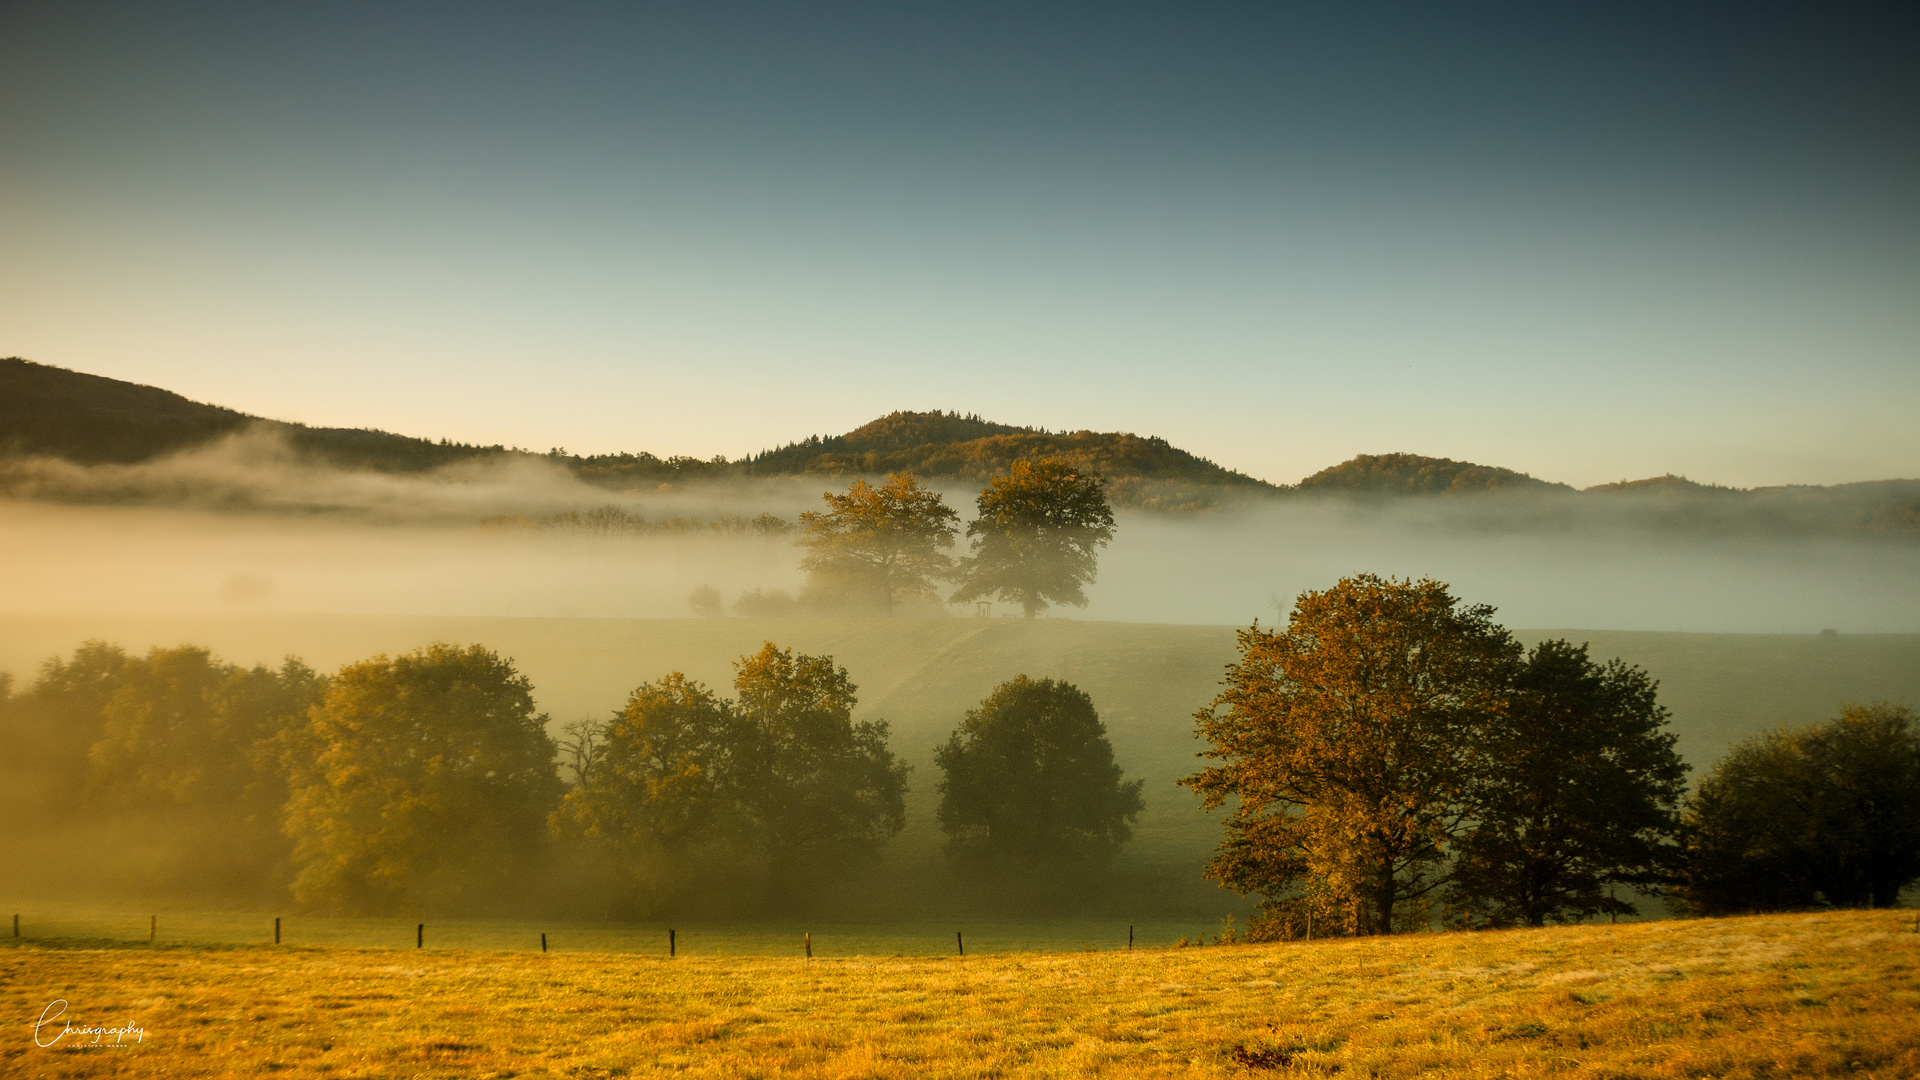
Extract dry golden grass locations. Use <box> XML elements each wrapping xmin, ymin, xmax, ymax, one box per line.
<box><xmin>5</xmin><ymin>909</ymin><xmax>1917</xmax><ymax>1078</ymax></box>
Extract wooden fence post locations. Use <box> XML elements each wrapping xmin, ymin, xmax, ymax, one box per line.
<box><xmin>804</xmin><ymin>932</ymin><xmax>812</xmax><ymax>959</ymax></box>
<box><xmin>541</xmin><ymin>933</ymin><xmax>548</xmax><ymax>953</ymax></box>
<box><xmin>956</xmin><ymin>931</ymin><xmax>964</xmax><ymax>956</ymax></box>
<box><xmin>149</xmin><ymin>916</ymin><xmax>155</xmax><ymax>943</ymax></box>
<box><xmin>275</xmin><ymin>917</ymin><xmax>281</xmax><ymax>945</ymax></box>
<box><xmin>670</xmin><ymin>929</ymin><xmax>676</xmax><ymax>957</ymax></box>
<box><xmin>417</xmin><ymin>924</ymin><xmax>424</xmax><ymax>948</ymax></box>
<box><xmin>1128</xmin><ymin>925</ymin><xmax>1134</xmax><ymax>950</ymax></box>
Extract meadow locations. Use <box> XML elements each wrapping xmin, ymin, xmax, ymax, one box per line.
<box><xmin>5</xmin><ymin>909</ymin><xmax>1916</xmax><ymax>1078</ymax></box>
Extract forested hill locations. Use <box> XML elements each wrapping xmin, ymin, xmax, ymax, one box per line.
<box><xmin>5</xmin><ymin>358</ymin><xmax>1917</xmax><ymax>526</ymax></box>
<box><xmin>1297</xmin><ymin>452</ymin><xmax>1573</xmax><ymax>496</ymax></box>
<box><xmin>0</xmin><ymin>361</ymin><xmax>1276</xmax><ymax>509</ymax></box>
<box><xmin>0</xmin><ymin>356</ymin><xmax>509</xmax><ymax>471</ymax></box>
<box><xmin>655</xmin><ymin>410</ymin><xmax>1274</xmax><ymax>507</ymax></box>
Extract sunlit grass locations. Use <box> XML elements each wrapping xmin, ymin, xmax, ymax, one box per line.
<box><xmin>6</xmin><ymin>909</ymin><xmax>1916</xmax><ymax>1077</ymax></box>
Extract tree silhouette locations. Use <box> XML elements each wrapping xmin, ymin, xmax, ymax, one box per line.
<box><xmin>1447</xmin><ymin>639</ymin><xmax>1688</xmax><ymax>927</ymax></box>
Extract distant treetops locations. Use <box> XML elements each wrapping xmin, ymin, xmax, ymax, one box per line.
<box><xmin>793</xmin><ymin>460</ymin><xmax>1116</xmax><ymax>618</ymax></box>
<box><xmin>1184</xmin><ymin>573</ymin><xmax>1920</xmax><ymax>939</ymax></box>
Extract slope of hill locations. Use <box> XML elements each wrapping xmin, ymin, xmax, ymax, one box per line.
<box><xmin>0</xmin><ymin>357</ymin><xmax>511</xmax><ymax>473</ymax></box>
<box><xmin>0</xmin><ymin>355</ymin><xmax>254</xmax><ymax>463</ymax></box>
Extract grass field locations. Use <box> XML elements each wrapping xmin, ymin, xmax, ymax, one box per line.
<box><xmin>4</xmin><ymin>615</ymin><xmax>1917</xmax><ymax>900</ymax></box>
<box><xmin>5</xmin><ymin>909</ymin><xmax>1916</xmax><ymax>1078</ymax></box>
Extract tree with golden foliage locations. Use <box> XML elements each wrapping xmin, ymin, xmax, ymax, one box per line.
<box><xmin>950</xmin><ymin>459</ymin><xmax>1115</xmax><ymax>618</ymax></box>
<box><xmin>1184</xmin><ymin>575</ymin><xmax>1519</xmax><ymax>936</ymax></box>
<box><xmin>798</xmin><ymin>472</ymin><xmax>960</xmax><ymax>614</ymax></box>
<box><xmin>284</xmin><ymin>643</ymin><xmax>563</xmax><ymax>914</ymax></box>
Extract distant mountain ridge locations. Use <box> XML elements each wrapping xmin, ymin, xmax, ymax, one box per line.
<box><xmin>3</xmin><ymin>358</ymin><xmax>1916</xmax><ymax>527</ymax></box>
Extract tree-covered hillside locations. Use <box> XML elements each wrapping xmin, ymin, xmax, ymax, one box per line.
<box><xmin>1297</xmin><ymin>452</ymin><xmax>1572</xmax><ymax>496</ymax></box>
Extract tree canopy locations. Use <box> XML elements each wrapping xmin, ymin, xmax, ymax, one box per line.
<box><xmin>935</xmin><ymin>675</ymin><xmax>1145</xmax><ymax>879</ymax></box>
<box><xmin>950</xmin><ymin>459</ymin><xmax>1116</xmax><ymax>617</ymax></box>
<box><xmin>1679</xmin><ymin>703</ymin><xmax>1920</xmax><ymax>913</ymax></box>
<box><xmin>284</xmin><ymin>643</ymin><xmax>563</xmax><ymax>914</ymax></box>
<box><xmin>554</xmin><ymin>643</ymin><xmax>909</xmax><ymax>909</ymax></box>
<box><xmin>797</xmin><ymin>472</ymin><xmax>960</xmax><ymax>614</ymax></box>
<box><xmin>1446</xmin><ymin>639</ymin><xmax>1688</xmax><ymax>927</ymax></box>
<box><xmin>1183</xmin><ymin>575</ymin><xmax>1520</xmax><ymax>936</ymax></box>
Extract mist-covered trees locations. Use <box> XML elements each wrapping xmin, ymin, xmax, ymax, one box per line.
<box><xmin>0</xmin><ymin>641</ymin><xmax>322</xmax><ymax>898</ymax></box>
<box><xmin>797</xmin><ymin>473</ymin><xmax>960</xmax><ymax>614</ymax></box>
<box><xmin>935</xmin><ymin>676</ymin><xmax>1144</xmax><ymax>881</ymax></box>
<box><xmin>89</xmin><ymin>647</ymin><xmax>326</xmax><ymax>893</ymax></box>
<box><xmin>554</xmin><ymin>643</ymin><xmax>908</xmax><ymax>908</ymax></box>
<box><xmin>283</xmin><ymin>643</ymin><xmax>563</xmax><ymax>914</ymax></box>
<box><xmin>951</xmin><ymin>460</ymin><xmax>1116</xmax><ymax>617</ymax></box>
<box><xmin>1447</xmin><ymin>640</ymin><xmax>1689</xmax><ymax>927</ymax></box>
<box><xmin>1185</xmin><ymin>575</ymin><xmax>1519</xmax><ymax>935</ymax></box>
<box><xmin>1678</xmin><ymin>703</ymin><xmax>1920</xmax><ymax>913</ymax></box>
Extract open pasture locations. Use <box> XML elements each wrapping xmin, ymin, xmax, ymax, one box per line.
<box><xmin>6</xmin><ymin>909</ymin><xmax>1916</xmax><ymax>1078</ymax></box>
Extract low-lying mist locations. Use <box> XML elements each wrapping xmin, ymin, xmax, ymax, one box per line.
<box><xmin>1</xmin><ymin>430</ymin><xmax>1914</xmax><ymax>631</ymax></box>
<box><xmin>1</xmin><ymin>497</ymin><xmax>1914</xmax><ymax>635</ymax></box>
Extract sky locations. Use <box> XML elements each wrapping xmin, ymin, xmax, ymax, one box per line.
<box><xmin>2</xmin><ymin>1</ymin><xmax>1916</xmax><ymax>489</ymax></box>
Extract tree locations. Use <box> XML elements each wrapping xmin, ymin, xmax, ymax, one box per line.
<box><xmin>797</xmin><ymin>472</ymin><xmax>960</xmax><ymax>614</ymax></box>
<box><xmin>1678</xmin><ymin>703</ymin><xmax>1920</xmax><ymax>913</ymax></box>
<box><xmin>284</xmin><ymin>643</ymin><xmax>564</xmax><ymax>914</ymax></box>
<box><xmin>950</xmin><ymin>459</ymin><xmax>1116</xmax><ymax>617</ymax></box>
<box><xmin>554</xmin><ymin>643</ymin><xmax>908</xmax><ymax>908</ymax></box>
<box><xmin>1446</xmin><ymin>639</ymin><xmax>1688</xmax><ymax>927</ymax></box>
<box><xmin>1183</xmin><ymin>575</ymin><xmax>1519</xmax><ymax>936</ymax></box>
<box><xmin>935</xmin><ymin>675</ymin><xmax>1145</xmax><ymax>878</ymax></box>
<box><xmin>87</xmin><ymin>646</ymin><xmax>325</xmax><ymax>895</ymax></box>
<box><xmin>732</xmin><ymin>643</ymin><xmax>909</xmax><ymax>883</ymax></box>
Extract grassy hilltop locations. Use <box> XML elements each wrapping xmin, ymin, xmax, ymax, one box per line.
<box><xmin>4</xmin><ymin>615</ymin><xmax>1916</xmax><ymax>909</ymax></box>
<box><xmin>4</xmin><ymin>909</ymin><xmax>1915</xmax><ymax>1078</ymax></box>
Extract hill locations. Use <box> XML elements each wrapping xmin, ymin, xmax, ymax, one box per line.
<box><xmin>5</xmin><ymin>358</ymin><xmax>1917</xmax><ymax>526</ymax></box>
<box><xmin>0</xmin><ymin>356</ymin><xmax>512</xmax><ymax>473</ymax></box>
<box><xmin>1298</xmin><ymin>452</ymin><xmax>1572</xmax><ymax>496</ymax></box>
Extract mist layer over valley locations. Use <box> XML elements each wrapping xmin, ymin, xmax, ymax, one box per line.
<box><xmin>3</xmin><ymin>470</ymin><xmax>1915</xmax><ymax>632</ymax></box>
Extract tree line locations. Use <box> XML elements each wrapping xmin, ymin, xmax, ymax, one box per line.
<box><xmin>1186</xmin><ymin>574</ymin><xmax>1920</xmax><ymax>938</ymax></box>
<box><xmin>3</xmin><ymin>572</ymin><xmax>1908</xmax><ymax>925</ymax></box>
<box><xmin>0</xmin><ymin>639</ymin><xmax>1144</xmax><ymax>915</ymax></box>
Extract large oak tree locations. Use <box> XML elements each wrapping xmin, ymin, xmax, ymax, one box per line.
<box><xmin>1184</xmin><ymin>575</ymin><xmax>1519</xmax><ymax>935</ymax></box>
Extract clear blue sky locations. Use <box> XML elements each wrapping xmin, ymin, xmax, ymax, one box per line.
<box><xmin>3</xmin><ymin>1</ymin><xmax>1915</xmax><ymax>488</ymax></box>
